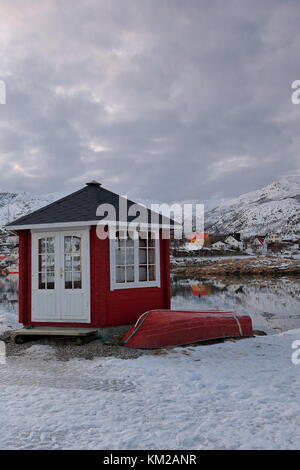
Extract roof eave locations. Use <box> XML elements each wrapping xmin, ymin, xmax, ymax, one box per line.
<box><xmin>7</xmin><ymin>220</ymin><xmax>176</xmax><ymax>231</ymax></box>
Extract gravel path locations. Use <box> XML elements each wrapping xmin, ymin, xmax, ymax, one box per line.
<box><xmin>2</xmin><ymin>331</ymin><xmax>146</xmax><ymax>361</ymax></box>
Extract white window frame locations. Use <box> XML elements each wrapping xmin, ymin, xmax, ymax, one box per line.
<box><xmin>109</xmin><ymin>231</ymin><xmax>161</xmax><ymax>290</ymax></box>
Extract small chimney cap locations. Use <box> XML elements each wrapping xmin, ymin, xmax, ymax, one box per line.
<box><xmin>86</xmin><ymin>180</ymin><xmax>102</xmax><ymax>186</ymax></box>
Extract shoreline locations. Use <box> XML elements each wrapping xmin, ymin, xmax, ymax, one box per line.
<box><xmin>172</xmin><ymin>255</ymin><xmax>300</xmax><ymax>277</ymax></box>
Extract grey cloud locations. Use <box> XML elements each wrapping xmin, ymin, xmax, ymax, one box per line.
<box><xmin>0</xmin><ymin>0</ymin><xmax>299</xmax><ymax>201</ymax></box>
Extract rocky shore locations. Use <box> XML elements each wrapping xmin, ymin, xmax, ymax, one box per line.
<box><xmin>172</xmin><ymin>256</ymin><xmax>300</xmax><ymax>277</ymax></box>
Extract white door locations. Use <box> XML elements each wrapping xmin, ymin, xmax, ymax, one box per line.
<box><xmin>32</xmin><ymin>230</ymin><xmax>90</xmax><ymax>323</ymax></box>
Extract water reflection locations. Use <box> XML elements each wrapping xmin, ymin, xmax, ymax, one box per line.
<box><xmin>1</xmin><ymin>273</ymin><xmax>300</xmax><ymax>335</ymax></box>
<box><xmin>171</xmin><ymin>275</ymin><xmax>300</xmax><ymax>334</ymax></box>
<box><xmin>0</xmin><ymin>275</ymin><xmax>18</xmax><ymax>303</ymax></box>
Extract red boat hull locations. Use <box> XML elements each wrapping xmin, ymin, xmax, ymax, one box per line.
<box><xmin>121</xmin><ymin>310</ymin><xmax>253</xmax><ymax>349</ymax></box>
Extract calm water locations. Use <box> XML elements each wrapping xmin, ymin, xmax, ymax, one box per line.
<box><xmin>171</xmin><ymin>275</ymin><xmax>300</xmax><ymax>334</ymax></box>
<box><xmin>0</xmin><ymin>275</ymin><xmax>18</xmax><ymax>304</ymax></box>
<box><xmin>1</xmin><ymin>274</ymin><xmax>300</xmax><ymax>334</ymax></box>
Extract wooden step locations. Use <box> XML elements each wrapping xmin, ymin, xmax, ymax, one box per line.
<box><xmin>14</xmin><ymin>327</ymin><xmax>98</xmax><ymax>345</ymax></box>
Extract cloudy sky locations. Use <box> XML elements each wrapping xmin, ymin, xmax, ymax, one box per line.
<box><xmin>0</xmin><ymin>0</ymin><xmax>299</xmax><ymax>201</ymax></box>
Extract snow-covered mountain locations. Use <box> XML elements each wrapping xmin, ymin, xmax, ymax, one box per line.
<box><xmin>139</xmin><ymin>177</ymin><xmax>300</xmax><ymax>237</ymax></box>
<box><xmin>1</xmin><ymin>176</ymin><xmax>300</xmax><ymax>237</ymax></box>
<box><xmin>0</xmin><ymin>191</ymin><xmax>65</xmax><ymax>229</ymax></box>
<box><xmin>204</xmin><ymin>176</ymin><xmax>300</xmax><ymax>237</ymax></box>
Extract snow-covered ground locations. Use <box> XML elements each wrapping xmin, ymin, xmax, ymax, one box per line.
<box><xmin>1</xmin><ymin>305</ymin><xmax>300</xmax><ymax>449</ymax></box>
<box><xmin>0</xmin><ymin>303</ymin><xmax>20</xmax><ymax>333</ymax></box>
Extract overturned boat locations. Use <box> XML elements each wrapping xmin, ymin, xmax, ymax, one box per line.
<box><xmin>121</xmin><ymin>309</ymin><xmax>253</xmax><ymax>349</ymax></box>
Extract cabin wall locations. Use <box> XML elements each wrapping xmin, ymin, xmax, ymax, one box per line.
<box><xmin>91</xmin><ymin>227</ymin><xmax>171</xmax><ymax>327</ymax></box>
<box><xmin>18</xmin><ymin>230</ymin><xmax>32</xmax><ymax>325</ymax></box>
<box><xmin>20</xmin><ymin>226</ymin><xmax>171</xmax><ymax>328</ymax></box>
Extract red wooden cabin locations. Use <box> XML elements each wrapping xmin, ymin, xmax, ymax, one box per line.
<box><xmin>7</xmin><ymin>181</ymin><xmax>172</xmax><ymax>328</ymax></box>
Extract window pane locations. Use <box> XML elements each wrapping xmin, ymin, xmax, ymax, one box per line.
<box><xmin>64</xmin><ymin>254</ymin><xmax>72</xmax><ymax>270</ymax></box>
<box><xmin>47</xmin><ymin>273</ymin><xmax>55</xmax><ymax>289</ymax></box>
<box><xmin>117</xmin><ymin>231</ymin><xmax>126</xmax><ymax>239</ymax></box>
<box><xmin>139</xmin><ymin>231</ymin><xmax>148</xmax><ymax>240</ymax></box>
<box><xmin>65</xmin><ymin>271</ymin><xmax>72</xmax><ymax>289</ymax></box>
<box><xmin>72</xmin><ymin>255</ymin><xmax>81</xmax><ymax>271</ymax></box>
<box><xmin>39</xmin><ymin>273</ymin><xmax>46</xmax><ymax>289</ymax></box>
<box><xmin>139</xmin><ymin>237</ymin><xmax>147</xmax><ymax>248</ymax></box>
<box><xmin>39</xmin><ymin>255</ymin><xmax>46</xmax><ymax>272</ymax></box>
<box><xmin>47</xmin><ymin>238</ymin><xmax>55</xmax><ymax>253</ymax></box>
<box><xmin>128</xmin><ymin>230</ymin><xmax>138</xmax><ymax>241</ymax></box>
<box><xmin>116</xmin><ymin>248</ymin><xmax>125</xmax><ymax>265</ymax></box>
<box><xmin>47</xmin><ymin>255</ymin><xmax>55</xmax><ymax>272</ymax></box>
<box><xmin>64</xmin><ymin>236</ymin><xmax>72</xmax><ymax>253</ymax></box>
<box><xmin>126</xmin><ymin>266</ymin><xmax>134</xmax><ymax>282</ymax></box>
<box><xmin>73</xmin><ymin>271</ymin><xmax>82</xmax><ymax>289</ymax></box>
<box><xmin>117</xmin><ymin>238</ymin><xmax>126</xmax><ymax>248</ymax></box>
<box><xmin>38</xmin><ymin>238</ymin><xmax>46</xmax><ymax>254</ymax></box>
<box><xmin>116</xmin><ymin>267</ymin><xmax>125</xmax><ymax>283</ymax></box>
<box><xmin>127</xmin><ymin>238</ymin><xmax>134</xmax><ymax>247</ymax></box>
<box><xmin>126</xmin><ymin>248</ymin><xmax>134</xmax><ymax>264</ymax></box>
<box><xmin>72</xmin><ymin>237</ymin><xmax>81</xmax><ymax>252</ymax></box>
<box><xmin>148</xmin><ymin>248</ymin><xmax>156</xmax><ymax>264</ymax></box>
<box><xmin>139</xmin><ymin>248</ymin><xmax>147</xmax><ymax>264</ymax></box>
<box><xmin>148</xmin><ymin>236</ymin><xmax>155</xmax><ymax>247</ymax></box>
<box><xmin>149</xmin><ymin>265</ymin><xmax>156</xmax><ymax>281</ymax></box>
<box><xmin>139</xmin><ymin>266</ymin><xmax>147</xmax><ymax>282</ymax></box>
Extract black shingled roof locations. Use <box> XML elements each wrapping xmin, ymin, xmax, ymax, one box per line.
<box><xmin>7</xmin><ymin>181</ymin><xmax>174</xmax><ymax>228</ymax></box>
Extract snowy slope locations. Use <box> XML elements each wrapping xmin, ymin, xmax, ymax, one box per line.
<box><xmin>135</xmin><ymin>197</ymin><xmax>226</xmax><ymax>228</ymax></box>
<box><xmin>138</xmin><ymin>177</ymin><xmax>300</xmax><ymax>236</ymax></box>
<box><xmin>0</xmin><ymin>191</ymin><xmax>65</xmax><ymax>229</ymax></box>
<box><xmin>204</xmin><ymin>176</ymin><xmax>300</xmax><ymax>236</ymax></box>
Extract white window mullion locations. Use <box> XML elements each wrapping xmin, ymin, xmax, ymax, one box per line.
<box><xmin>155</xmin><ymin>237</ymin><xmax>160</xmax><ymax>285</ymax></box>
<box><xmin>134</xmin><ymin>238</ymin><xmax>139</xmax><ymax>284</ymax></box>
<box><xmin>110</xmin><ymin>236</ymin><xmax>116</xmax><ymax>289</ymax></box>
<box><xmin>124</xmin><ymin>239</ymin><xmax>127</xmax><ymax>283</ymax></box>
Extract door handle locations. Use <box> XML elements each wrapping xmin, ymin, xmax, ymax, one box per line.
<box><xmin>60</xmin><ymin>267</ymin><xmax>64</xmax><ymax>279</ymax></box>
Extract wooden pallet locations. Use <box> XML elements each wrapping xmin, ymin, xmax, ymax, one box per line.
<box><xmin>14</xmin><ymin>327</ymin><xmax>98</xmax><ymax>345</ymax></box>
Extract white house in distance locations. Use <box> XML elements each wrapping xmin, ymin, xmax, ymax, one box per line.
<box><xmin>265</xmin><ymin>232</ymin><xmax>282</xmax><ymax>244</ymax></box>
<box><xmin>224</xmin><ymin>235</ymin><xmax>244</xmax><ymax>250</ymax></box>
<box><xmin>211</xmin><ymin>241</ymin><xmax>229</xmax><ymax>250</ymax></box>
<box><xmin>6</xmin><ymin>235</ymin><xmax>19</xmax><ymax>246</ymax></box>
<box><xmin>252</xmin><ymin>236</ymin><xmax>267</xmax><ymax>254</ymax></box>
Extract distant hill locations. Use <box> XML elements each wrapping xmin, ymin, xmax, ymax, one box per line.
<box><xmin>204</xmin><ymin>176</ymin><xmax>300</xmax><ymax>237</ymax></box>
